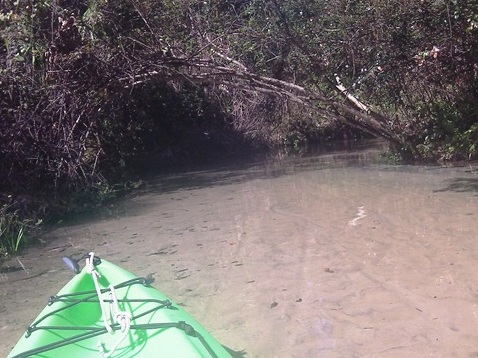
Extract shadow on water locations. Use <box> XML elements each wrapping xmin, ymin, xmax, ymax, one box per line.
<box><xmin>142</xmin><ymin>140</ymin><xmax>389</xmax><ymax>195</ymax></box>
<box><xmin>434</xmin><ymin>178</ymin><xmax>478</xmax><ymax>194</ymax></box>
<box><xmin>53</xmin><ymin>140</ymin><xmax>389</xmax><ymax>227</ymax></box>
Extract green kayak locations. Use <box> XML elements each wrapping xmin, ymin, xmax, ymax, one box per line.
<box><xmin>8</xmin><ymin>253</ymin><xmax>233</xmax><ymax>358</ymax></box>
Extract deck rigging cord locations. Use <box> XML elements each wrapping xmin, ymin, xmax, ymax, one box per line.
<box><xmin>86</xmin><ymin>252</ymin><xmax>114</xmax><ymax>334</ymax></box>
<box><xmin>11</xmin><ymin>253</ymin><xmax>219</xmax><ymax>358</ymax></box>
<box><xmin>86</xmin><ymin>252</ymin><xmax>133</xmax><ymax>357</ymax></box>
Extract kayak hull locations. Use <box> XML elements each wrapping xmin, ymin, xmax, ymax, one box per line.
<box><xmin>7</xmin><ymin>258</ymin><xmax>232</xmax><ymax>358</ymax></box>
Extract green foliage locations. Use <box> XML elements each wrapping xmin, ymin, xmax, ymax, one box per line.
<box><xmin>418</xmin><ymin>100</ymin><xmax>478</xmax><ymax>160</ymax></box>
<box><xmin>0</xmin><ymin>196</ymin><xmax>42</xmax><ymax>255</ymax></box>
<box><xmin>0</xmin><ymin>0</ymin><xmax>50</xmax><ymax>73</ymax></box>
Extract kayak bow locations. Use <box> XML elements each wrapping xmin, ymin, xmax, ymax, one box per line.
<box><xmin>8</xmin><ymin>253</ymin><xmax>233</xmax><ymax>358</ymax></box>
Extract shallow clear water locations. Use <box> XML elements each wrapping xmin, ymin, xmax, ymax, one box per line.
<box><xmin>2</xmin><ymin>141</ymin><xmax>478</xmax><ymax>357</ymax></box>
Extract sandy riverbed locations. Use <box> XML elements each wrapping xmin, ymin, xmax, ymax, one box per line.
<box><xmin>2</xmin><ymin>150</ymin><xmax>478</xmax><ymax>357</ymax></box>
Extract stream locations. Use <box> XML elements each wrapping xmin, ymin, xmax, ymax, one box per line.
<box><xmin>2</xmin><ymin>141</ymin><xmax>478</xmax><ymax>357</ymax></box>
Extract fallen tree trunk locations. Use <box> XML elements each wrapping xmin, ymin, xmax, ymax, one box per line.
<box><xmin>118</xmin><ymin>56</ymin><xmax>405</xmax><ymax>146</ymax></box>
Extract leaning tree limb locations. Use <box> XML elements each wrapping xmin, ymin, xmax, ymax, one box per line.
<box><xmin>117</xmin><ymin>55</ymin><xmax>405</xmax><ymax>146</ymax></box>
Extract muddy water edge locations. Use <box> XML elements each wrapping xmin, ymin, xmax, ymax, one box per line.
<box><xmin>2</xmin><ymin>141</ymin><xmax>478</xmax><ymax>357</ymax></box>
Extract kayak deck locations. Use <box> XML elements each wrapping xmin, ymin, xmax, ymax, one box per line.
<box><xmin>8</xmin><ymin>258</ymin><xmax>232</xmax><ymax>358</ymax></box>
